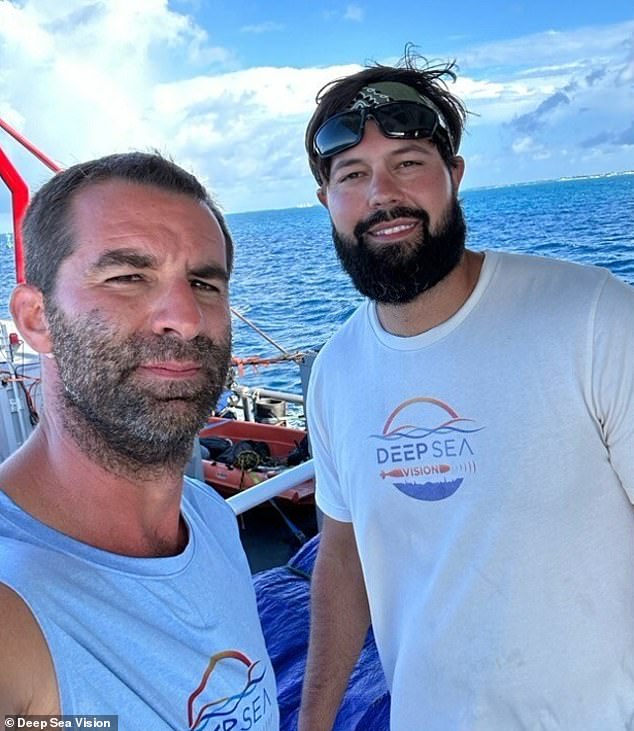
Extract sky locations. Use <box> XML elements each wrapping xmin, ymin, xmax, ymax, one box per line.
<box><xmin>0</xmin><ymin>0</ymin><xmax>633</xmax><ymax>229</ymax></box>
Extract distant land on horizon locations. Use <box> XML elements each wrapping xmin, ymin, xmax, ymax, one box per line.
<box><xmin>227</xmin><ymin>168</ymin><xmax>634</xmax><ymax>216</ymax></box>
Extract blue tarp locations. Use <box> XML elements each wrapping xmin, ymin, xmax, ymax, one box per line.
<box><xmin>253</xmin><ymin>535</ymin><xmax>390</xmax><ymax>730</ymax></box>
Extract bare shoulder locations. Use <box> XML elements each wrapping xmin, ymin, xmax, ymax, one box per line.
<box><xmin>0</xmin><ymin>583</ymin><xmax>60</xmax><ymax>716</ymax></box>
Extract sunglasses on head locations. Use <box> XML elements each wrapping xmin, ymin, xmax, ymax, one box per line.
<box><xmin>313</xmin><ymin>100</ymin><xmax>454</xmax><ymax>159</ymax></box>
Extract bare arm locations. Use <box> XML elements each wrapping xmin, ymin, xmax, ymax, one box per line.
<box><xmin>0</xmin><ymin>584</ymin><xmax>59</xmax><ymax>718</ymax></box>
<box><xmin>298</xmin><ymin>516</ymin><xmax>370</xmax><ymax>731</ymax></box>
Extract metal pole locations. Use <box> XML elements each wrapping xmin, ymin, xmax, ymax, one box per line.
<box><xmin>231</xmin><ymin>307</ymin><xmax>290</xmax><ymax>355</ymax></box>
<box><xmin>0</xmin><ymin>117</ymin><xmax>61</xmax><ymax>172</ymax></box>
<box><xmin>227</xmin><ymin>459</ymin><xmax>315</xmax><ymax>515</ymax></box>
<box><xmin>0</xmin><ymin>324</ymin><xmax>30</xmax><ymax>445</ymax></box>
<box><xmin>232</xmin><ymin>384</ymin><xmax>304</xmax><ymax>406</ymax></box>
<box><xmin>242</xmin><ymin>393</ymin><xmax>255</xmax><ymax>422</ymax></box>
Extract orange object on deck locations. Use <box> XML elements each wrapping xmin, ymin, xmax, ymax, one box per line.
<box><xmin>199</xmin><ymin>417</ymin><xmax>314</xmax><ymax>504</ymax></box>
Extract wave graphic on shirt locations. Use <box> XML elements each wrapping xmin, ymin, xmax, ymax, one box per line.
<box><xmin>371</xmin><ymin>419</ymin><xmax>483</xmax><ymax>441</ymax></box>
<box><xmin>374</xmin><ymin>397</ymin><xmax>483</xmax><ymax>502</ymax></box>
<box><xmin>188</xmin><ymin>650</ymin><xmax>267</xmax><ymax>730</ymax></box>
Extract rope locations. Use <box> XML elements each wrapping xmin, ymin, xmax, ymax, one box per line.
<box><xmin>231</xmin><ymin>352</ymin><xmax>305</xmax><ymax>376</ymax></box>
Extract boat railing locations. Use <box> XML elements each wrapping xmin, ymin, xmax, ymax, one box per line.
<box><xmin>226</xmin><ymin>458</ymin><xmax>315</xmax><ymax>515</ymax></box>
<box><xmin>230</xmin><ymin>383</ymin><xmax>303</xmax><ymax>422</ymax></box>
<box><xmin>0</xmin><ymin>117</ymin><xmax>61</xmax><ymax>282</ymax></box>
<box><xmin>233</xmin><ymin>385</ymin><xmax>304</xmax><ymax>406</ymax></box>
<box><xmin>216</xmin><ymin>381</ymin><xmax>316</xmax><ymax>515</ymax></box>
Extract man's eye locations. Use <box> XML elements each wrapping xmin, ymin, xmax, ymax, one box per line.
<box><xmin>191</xmin><ymin>280</ymin><xmax>221</xmax><ymax>293</ymax></box>
<box><xmin>339</xmin><ymin>171</ymin><xmax>363</xmax><ymax>183</ymax></box>
<box><xmin>105</xmin><ymin>273</ymin><xmax>144</xmax><ymax>283</ymax></box>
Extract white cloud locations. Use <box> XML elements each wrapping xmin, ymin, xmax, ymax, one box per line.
<box><xmin>459</xmin><ymin>20</ymin><xmax>634</xmax><ymax>70</ymax></box>
<box><xmin>240</xmin><ymin>21</ymin><xmax>284</xmax><ymax>34</ymax></box>
<box><xmin>512</xmin><ymin>136</ymin><xmax>535</xmax><ymax>154</ymax></box>
<box><xmin>510</xmin><ymin>135</ymin><xmax>553</xmax><ymax>160</ymax></box>
<box><xmin>0</xmin><ymin>1</ymin><xmax>236</xmax><ymax>196</ymax></box>
<box><xmin>0</xmin><ymin>3</ymin><xmax>632</xmax><ymax>220</ymax></box>
<box><xmin>154</xmin><ymin>65</ymin><xmax>360</xmax><ymax>119</ymax></box>
<box><xmin>322</xmin><ymin>4</ymin><xmax>364</xmax><ymax>23</ymax></box>
<box><xmin>344</xmin><ymin>4</ymin><xmax>364</xmax><ymax>22</ymax></box>
<box><xmin>0</xmin><ymin>0</ymin><xmax>360</xmax><ymax>213</ymax></box>
<box><xmin>149</xmin><ymin>64</ymin><xmax>361</xmax><ymax>209</ymax></box>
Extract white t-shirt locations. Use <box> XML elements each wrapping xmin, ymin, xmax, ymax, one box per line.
<box><xmin>308</xmin><ymin>250</ymin><xmax>634</xmax><ymax>730</ymax></box>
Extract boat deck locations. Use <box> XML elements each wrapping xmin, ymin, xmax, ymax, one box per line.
<box><xmin>238</xmin><ymin>500</ymin><xmax>318</xmax><ymax>573</ymax></box>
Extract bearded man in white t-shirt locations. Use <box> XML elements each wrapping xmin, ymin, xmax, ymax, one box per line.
<box><xmin>298</xmin><ymin>52</ymin><xmax>634</xmax><ymax>731</ymax></box>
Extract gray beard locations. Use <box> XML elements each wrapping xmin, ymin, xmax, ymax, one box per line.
<box><xmin>46</xmin><ymin>302</ymin><xmax>231</xmax><ymax>479</ymax></box>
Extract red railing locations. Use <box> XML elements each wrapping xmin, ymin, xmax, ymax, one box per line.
<box><xmin>0</xmin><ymin>118</ymin><xmax>61</xmax><ymax>283</ymax></box>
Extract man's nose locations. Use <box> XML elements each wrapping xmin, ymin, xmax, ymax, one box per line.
<box><xmin>367</xmin><ymin>168</ymin><xmax>403</xmax><ymax>209</ymax></box>
<box><xmin>149</xmin><ymin>279</ymin><xmax>203</xmax><ymax>340</ymax></box>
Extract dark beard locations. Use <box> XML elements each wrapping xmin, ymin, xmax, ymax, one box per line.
<box><xmin>45</xmin><ymin>302</ymin><xmax>231</xmax><ymax>476</ymax></box>
<box><xmin>332</xmin><ymin>197</ymin><xmax>467</xmax><ymax>304</ymax></box>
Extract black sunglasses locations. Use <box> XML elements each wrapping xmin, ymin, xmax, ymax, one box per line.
<box><xmin>313</xmin><ymin>100</ymin><xmax>454</xmax><ymax>159</ymax></box>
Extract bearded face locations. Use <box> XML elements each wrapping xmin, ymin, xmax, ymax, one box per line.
<box><xmin>45</xmin><ymin>301</ymin><xmax>231</xmax><ymax>472</ymax></box>
<box><xmin>332</xmin><ymin>196</ymin><xmax>467</xmax><ymax>304</ymax></box>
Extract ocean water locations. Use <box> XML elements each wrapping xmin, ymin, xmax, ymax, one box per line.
<box><xmin>1</xmin><ymin>172</ymin><xmax>632</xmax><ymax>396</ymax></box>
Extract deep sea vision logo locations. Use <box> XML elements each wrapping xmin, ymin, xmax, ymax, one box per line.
<box><xmin>187</xmin><ymin>650</ymin><xmax>272</xmax><ymax>731</ymax></box>
<box><xmin>373</xmin><ymin>397</ymin><xmax>484</xmax><ymax>501</ymax></box>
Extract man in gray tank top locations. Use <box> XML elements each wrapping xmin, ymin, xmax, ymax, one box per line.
<box><xmin>0</xmin><ymin>154</ymin><xmax>279</xmax><ymax>730</ymax></box>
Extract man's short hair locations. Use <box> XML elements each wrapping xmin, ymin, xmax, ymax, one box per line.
<box><xmin>305</xmin><ymin>50</ymin><xmax>468</xmax><ymax>185</ymax></box>
<box><xmin>23</xmin><ymin>152</ymin><xmax>234</xmax><ymax>298</ymax></box>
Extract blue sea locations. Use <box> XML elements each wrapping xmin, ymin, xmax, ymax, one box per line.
<box><xmin>1</xmin><ymin>172</ymin><xmax>632</xmax><ymax>396</ymax></box>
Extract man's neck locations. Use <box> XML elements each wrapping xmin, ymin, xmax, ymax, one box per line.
<box><xmin>0</xmin><ymin>418</ymin><xmax>189</xmax><ymax>557</ymax></box>
<box><xmin>376</xmin><ymin>249</ymin><xmax>484</xmax><ymax>337</ymax></box>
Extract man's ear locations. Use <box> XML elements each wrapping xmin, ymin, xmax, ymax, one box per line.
<box><xmin>9</xmin><ymin>284</ymin><xmax>53</xmax><ymax>355</ymax></box>
<box><xmin>450</xmin><ymin>156</ymin><xmax>465</xmax><ymax>191</ymax></box>
<box><xmin>316</xmin><ymin>185</ymin><xmax>328</xmax><ymax>209</ymax></box>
